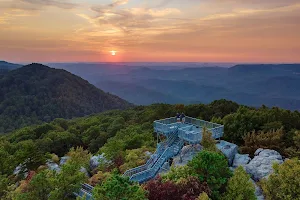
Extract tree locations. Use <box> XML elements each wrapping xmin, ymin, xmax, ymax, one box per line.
<box><xmin>188</xmin><ymin>150</ymin><xmax>231</xmax><ymax>198</ymax></box>
<box><xmin>161</xmin><ymin>165</ymin><xmax>193</xmax><ymax>183</ymax></box>
<box><xmin>49</xmin><ymin>163</ymin><xmax>86</xmax><ymax>200</ymax></box>
<box><xmin>0</xmin><ymin>174</ymin><xmax>9</xmax><ymax>198</ymax></box>
<box><xmin>222</xmin><ymin>107</ymin><xmax>263</xmax><ymax>145</ymax></box>
<box><xmin>14</xmin><ymin>140</ymin><xmax>47</xmax><ymax>174</ymax></box>
<box><xmin>144</xmin><ymin>177</ymin><xmax>181</xmax><ymax>200</ymax></box>
<box><xmin>179</xmin><ymin>177</ymin><xmax>211</xmax><ymax>200</ymax></box>
<box><xmin>197</xmin><ymin>192</ymin><xmax>211</xmax><ymax>200</ymax></box>
<box><xmin>223</xmin><ymin>166</ymin><xmax>256</xmax><ymax>200</ymax></box>
<box><xmin>67</xmin><ymin>146</ymin><xmax>91</xmax><ymax>168</ymax></box>
<box><xmin>119</xmin><ymin>147</ymin><xmax>154</xmax><ymax>173</ymax></box>
<box><xmin>93</xmin><ymin>173</ymin><xmax>147</xmax><ymax>200</ymax></box>
<box><xmin>201</xmin><ymin>128</ymin><xmax>217</xmax><ymax>152</ymax></box>
<box><xmin>18</xmin><ymin>170</ymin><xmax>52</xmax><ymax>200</ymax></box>
<box><xmin>261</xmin><ymin>158</ymin><xmax>300</xmax><ymax>200</ymax></box>
<box><xmin>241</xmin><ymin>129</ymin><xmax>284</xmax><ymax>156</ymax></box>
<box><xmin>144</xmin><ymin>176</ymin><xmax>211</xmax><ymax>200</ymax></box>
<box><xmin>285</xmin><ymin>131</ymin><xmax>300</xmax><ymax>158</ymax></box>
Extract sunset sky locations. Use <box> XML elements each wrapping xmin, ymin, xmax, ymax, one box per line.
<box><xmin>0</xmin><ymin>0</ymin><xmax>300</xmax><ymax>63</ymax></box>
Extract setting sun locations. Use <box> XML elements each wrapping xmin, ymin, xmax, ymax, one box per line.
<box><xmin>110</xmin><ymin>51</ymin><xmax>117</xmax><ymax>56</ymax></box>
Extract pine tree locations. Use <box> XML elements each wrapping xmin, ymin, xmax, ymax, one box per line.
<box><xmin>201</xmin><ymin>128</ymin><xmax>217</xmax><ymax>152</ymax></box>
<box><xmin>223</xmin><ymin>166</ymin><xmax>256</xmax><ymax>200</ymax></box>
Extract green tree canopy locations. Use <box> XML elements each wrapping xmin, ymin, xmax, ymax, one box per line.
<box><xmin>223</xmin><ymin>166</ymin><xmax>256</xmax><ymax>200</ymax></box>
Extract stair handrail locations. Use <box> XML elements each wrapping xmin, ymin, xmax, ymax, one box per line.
<box><xmin>123</xmin><ymin>139</ymin><xmax>168</xmax><ymax>177</ymax></box>
<box><xmin>130</xmin><ymin>146</ymin><xmax>171</xmax><ymax>183</ymax></box>
<box><xmin>124</xmin><ymin>130</ymin><xmax>178</xmax><ymax>177</ymax></box>
<box><xmin>129</xmin><ymin>137</ymin><xmax>183</xmax><ymax>183</ymax></box>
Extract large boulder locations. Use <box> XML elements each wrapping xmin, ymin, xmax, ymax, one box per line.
<box><xmin>46</xmin><ymin>161</ymin><xmax>60</xmax><ymax>172</ymax></box>
<box><xmin>90</xmin><ymin>153</ymin><xmax>106</xmax><ymax>170</ymax></box>
<box><xmin>232</xmin><ymin>153</ymin><xmax>251</xmax><ymax>168</ymax></box>
<box><xmin>80</xmin><ymin>167</ymin><xmax>90</xmax><ymax>177</ymax></box>
<box><xmin>173</xmin><ymin>144</ymin><xmax>202</xmax><ymax>167</ymax></box>
<box><xmin>59</xmin><ymin>156</ymin><xmax>70</xmax><ymax>165</ymax></box>
<box><xmin>251</xmin><ymin>179</ymin><xmax>265</xmax><ymax>200</ymax></box>
<box><xmin>158</xmin><ymin>161</ymin><xmax>171</xmax><ymax>175</ymax></box>
<box><xmin>245</xmin><ymin>149</ymin><xmax>283</xmax><ymax>181</ymax></box>
<box><xmin>216</xmin><ymin>140</ymin><xmax>238</xmax><ymax>166</ymax></box>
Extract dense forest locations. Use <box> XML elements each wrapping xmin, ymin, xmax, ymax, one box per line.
<box><xmin>1</xmin><ymin>100</ymin><xmax>300</xmax><ymax>199</ymax></box>
<box><xmin>0</xmin><ymin>63</ymin><xmax>132</xmax><ymax>133</ymax></box>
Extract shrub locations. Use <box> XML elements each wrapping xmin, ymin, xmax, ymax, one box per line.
<box><xmin>161</xmin><ymin>165</ymin><xmax>194</xmax><ymax>183</ymax></box>
<box><xmin>223</xmin><ymin>166</ymin><xmax>256</xmax><ymax>200</ymax></box>
<box><xmin>240</xmin><ymin>129</ymin><xmax>284</xmax><ymax>155</ymax></box>
<box><xmin>197</xmin><ymin>192</ymin><xmax>211</xmax><ymax>200</ymax></box>
<box><xmin>51</xmin><ymin>154</ymin><xmax>59</xmax><ymax>164</ymax></box>
<box><xmin>93</xmin><ymin>173</ymin><xmax>147</xmax><ymax>200</ymax></box>
<box><xmin>188</xmin><ymin>150</ymin><xmax>231</xmax><ymax>198</ymax></box>
<box><xmin>201</xmin><ymin>128</ymin><xmax>217</xmax><ymax>152</ymax></box>
<box><xmin>285</xmin><ymin>131</ymin><xmax>300</xmax><ymax>158</ymax></box>
<box><xmin>261</xmin><ymin>158</ymin><xmax>300</xmax><ymax>200</ymax></box>
<box><xmin>144</xmin><ymin>176</ymin><xmax>211</xmax><ymax>200</ymax></box>
<box><xmin>144</xmin><ymin>177</ymin><xmax>180</xmax><ymax>200</ymax></box>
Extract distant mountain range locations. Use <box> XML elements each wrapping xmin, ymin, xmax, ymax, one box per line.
<box><xmin>0</xmin><ymin>61</ymin><xmax>22</xmax><ymax>74</ymax></box>
<box><xmin>2</xmin><ymin>61</ymin><xmax>300</xmax><ymax>111</ymax></box>
<box><xmin>0</xmin><ymin>63</ymin><xmax>131</xmax><ymax>133</ymax></box>
<box><xmin>48</xmin><ymin>62</ymin><xmax>300</xmax><ymax>110</ymax></box>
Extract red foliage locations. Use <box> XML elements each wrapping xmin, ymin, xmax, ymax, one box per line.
<box><xmin>113</xmin><ymin>154</ymin><xmax>124</xmax><ymax>168</ymax></box>
<box><xmin>144</xmin><ymin>176</ymin><xmax>181</xmax><ymax>200</ymax></box>
<box><xmin>144</xmin><ymin>176</ymin><xmax>211</xmax><ymax>200</ymax></box>
<box><xmin>180</xmin><ymin>177</ymin><xmax>211</xmax><ymax>200</ymax></box>
<box><xmin>25</xmin><ymin>171</ymin><xmax>36</xmax><ymax>183</ymax></box>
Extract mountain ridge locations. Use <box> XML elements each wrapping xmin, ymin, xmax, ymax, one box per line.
<box><xmin>0</xmin><ymin>63</ymin><xmax>132</xmax><ymax>133</ymax></box>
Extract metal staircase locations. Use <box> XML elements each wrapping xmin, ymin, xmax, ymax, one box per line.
<box><xmin>128</xmin><ymin>135</ymin><xmax>183</xmax><ymax>183</ymax></box>
<box><xmin>74</xmin><ymin>183</ymin><xmax>93</xmax><ymax>200</ymax></box>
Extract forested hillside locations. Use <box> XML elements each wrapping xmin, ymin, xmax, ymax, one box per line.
<box><xmin>0</xmin><ymin>63</ymin><xmax>132</xmax><ymax>133</ymax></box>
<box><xmin>1</xmin><ymin>100</ymin><xmax>300</xmax><ymax>199</ymax></box>
<box><xmin>47</xmin><ymin>62</ymin><xmax>300</xmax><ymax>110</ymax></box>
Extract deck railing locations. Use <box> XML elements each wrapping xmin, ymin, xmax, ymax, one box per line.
<box><xmin>153</xmin><ymin>116</ymin><xmax>224</xmax><ymax>142</ymax></box>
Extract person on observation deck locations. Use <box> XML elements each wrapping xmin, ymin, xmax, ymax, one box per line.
<box><xmin>180</xmin><ymin>113</ymin><xmax>185</xmax><ymax>123</ymax></box>
<box><xmin>176</xmin><ymin>113</ymin><xmax>180</xmax><ymax>122</ymax></box>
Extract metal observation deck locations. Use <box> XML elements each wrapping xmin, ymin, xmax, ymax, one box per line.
<box><xmin>154</xmin><ymin>116</ymin><xmax>224</xmax><ymax>144</ymax></box>
<box><xmin>75</xmin><ymin>116</ymin><xmax>224</xmax><ymax>199</ymax></box>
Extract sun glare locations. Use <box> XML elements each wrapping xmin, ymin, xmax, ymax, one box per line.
<box><xmin>110</xmin><ymin>50</ymin><xmax>117</xmax><ymax>56</ymax></box>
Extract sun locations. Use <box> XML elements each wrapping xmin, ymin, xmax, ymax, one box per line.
<box><xmin>110</xmin><ymin>50</ymin><xmax>117</xmax><ymax>56</ymax></box>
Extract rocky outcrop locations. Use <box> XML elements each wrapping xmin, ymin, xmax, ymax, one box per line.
<box><xmin>46</xmin><ymin>161</ymin><xmax>60</xmax><ymax>172</ymax></box>
<box><xmin>90</xmin><ymin>153</ymin><xmax>107</xmax><ymax>170</ymax></box>
<box><xmin>59</xmin><ymin>156</ymin><xmax>70</xmax><ymax>165</ymax></box>
<box><xmin>173</xmin><ymin>144</ymin><xmax>202</xmax><ymax>167</ymax></box>
<box><xmin>158</xmin><ymin>162</ymin><xmax>171</xmax><ymax>175</ymax></box>
<box><xmin>232</xmin><ymin>153</ymin><xmax>251</xmax><ymax>168</ymax></box>
<box><xmin>216</xmin><ymin>140</ymin><xmax>238</xmax><ymax>166</ymax></box>
<box><xmin>245</xmin><ymin>149</ymin><xmax>283</xmax><ymax>181</ymax></box>
<box><xmin>80</xmin><ymin>167</ymin><xmax>90</xmax><ymax>177</ymax></box>
<box><xmin>251</xmin><ymin>179</ymin><xmax>265</xmax><ymax>200</ymax></box>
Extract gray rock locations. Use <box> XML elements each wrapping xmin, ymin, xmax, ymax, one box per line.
<box><xmin>251</xmin><ymin>179</ymin><xmax>265</xmax><ymax>200</ymax></box>
<box><xmin>158</xmin><ymin>162</ymin><xmax>171</xmax><ymax>175</ymax></box>
<box><xmin>90</xmin><ymin>153</ymin><xmax>106</xmax><ymax>170</ymax></box>
<box><xmin>216</xmin><ymin>140</ymin><xmax>238</xmax><ymax>166</ymax></box>
<box><xmin>245</xmin><ymin>149</ymin><xmax>283</xmax><ymax>181</ymax></box>
<box><xmin>144</xmin><ymin>151</ymin><xmax>153</xmax><ymax>157</ymax></box>
<box><xmin>173</xmin><ymin>144</ymin><xmax>202</xmax><ymax>167</ymax></box>
<box><xmin>254</xmin><ymin>148</ymin><xmax>264</xmax><ymax>156</ymax></box>
<box><xmin>80</xmin><ymin>167</ymin><xmax>90</xmax><ymax>177</ymax></box>
<box><xmin>46</xmin><ymin>161</ymin><xmax>60</xmax><ymax>172</ymax></box>
<box><xmin>13</xmin><ymin>165</ymin><xmax>22</xmax><ymax>175</ymax></box>
<box><xmin>232</xmin><ymin>153</ymin><xmax>251</xmax><ymax>168</ymax></box>
<box><xmin>59</xmin><ymin>156</ymin><xmax>70</xmax><ymax>165</ymax></box>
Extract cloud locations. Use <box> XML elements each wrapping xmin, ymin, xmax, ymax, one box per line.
<box><xmin>20</xmin><ymin>0</ymin><xmax>77</xmax><ymax>9</ymax></box>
